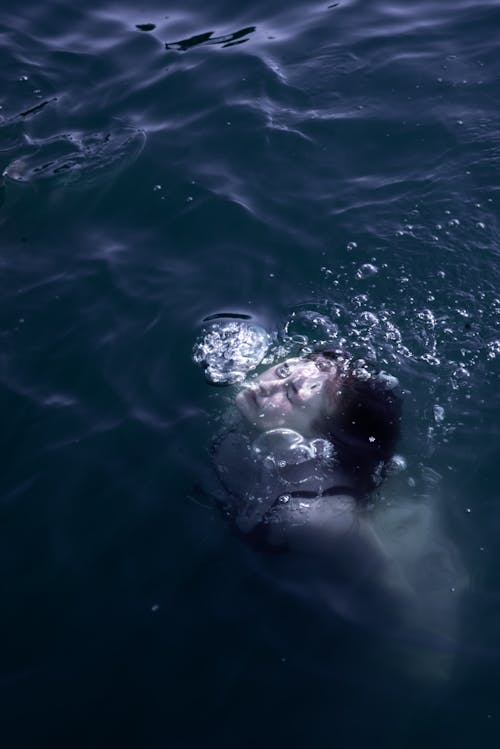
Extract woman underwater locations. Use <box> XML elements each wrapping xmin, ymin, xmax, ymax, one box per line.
<box><xmin>209</xmin><ymin>348</ymin><xmax>468</xmax><ymax>680</ymax></box>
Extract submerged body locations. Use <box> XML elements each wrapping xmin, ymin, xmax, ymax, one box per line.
<box><xmin>211</xmin><ymin>352</ymin><xmax>468</xmax><ymax>680</ymax></box>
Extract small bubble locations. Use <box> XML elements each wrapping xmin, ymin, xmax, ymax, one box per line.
<box><xmin>465</xmin><ymin>507</ymin><xmax>471</xmax><ymax>513</ymax></box>
<box><xmin>151</xmin><ymin>604</ymin><xmax>159</xmax><ymax>612</ymax></box>
<box><xmin>408</xmin><ymin>477</ymin><xmax>416</xmax><ymax>488</ymax></box>
<box><xmin>359</xmin><ymin>311</ymin><xmax>379</xmax><ymax>326</ymax></box>
<box><xmin>386</xmin><ymin>455</ymin><xmax>407</xmax><ymax>475</ymax></box>
<box><xmin>19</xmin><ymin>75</ymin><xmax>28</xmax><ymax>81</ymax></box>
<box><xmin>448</xmin><ymin>218</ymin><xmax>460</xmax><ymax>227</ymax></box>
<box><xmin>356</xmin><ymin>263</ymin><xmax>378</xmax><ymax>280</ymax></box>
<box><xmin>346</xmin><ymin>241</ymin><xmax>357</xmax><ymax>251</ymax></box>
<box><xmin>476</xmin><ymin>222</ymin><xmax>486</xmax><ymax>229</ymax></box>
<box><xmin>153</xmin><ymin>184</ymin><xmax>162</xmax><ymax>191</ymax></box>
<box><xmin>186</xmin><ymin>195</ymin><xmax>194</xmax><ymax>202</ymax></box>
<box><xmin>433</xmin><ymin>405</ymin><xmax>445</xmax><ymax>423</ymax></box>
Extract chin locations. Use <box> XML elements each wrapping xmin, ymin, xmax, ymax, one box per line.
<box><xmin>235</xmin><ymin>390</ymin><xmax>260</xmax><ymax>424</ymax></box>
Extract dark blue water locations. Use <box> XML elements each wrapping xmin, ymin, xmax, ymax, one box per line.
<box><xmin>1</xmin><ymin>1</ymin><xmax>499</xmax><ymax>746</ymax></box>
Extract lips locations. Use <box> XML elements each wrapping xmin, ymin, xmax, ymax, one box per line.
<box><xmin>245</xmin><ymin>387</ymin><xmax>259</xmax><ymax>407</ymax></box>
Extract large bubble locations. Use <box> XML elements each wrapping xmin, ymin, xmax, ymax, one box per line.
<box><xmin>252</xmin><ymin>429</ymin><xmax>335</xmax><ymax>467</ymax></box>
<box><xmin>193</xmin><ymin>319</ymin><xmax>270</xmax><ymax>384</ymax></box>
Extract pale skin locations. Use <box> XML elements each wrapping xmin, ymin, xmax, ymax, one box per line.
<box><xmin>235</xmin><ymin>355</ymin><xmax>343</xmax><ymax>434</ymax></box>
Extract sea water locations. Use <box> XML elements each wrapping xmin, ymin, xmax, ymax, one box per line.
<box><xmin>0</xmin><ymin>1</ymin><xmax>499</xmax><ymax>747</ymax></box>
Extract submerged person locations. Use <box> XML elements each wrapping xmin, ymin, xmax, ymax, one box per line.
<box><xmin>209</xmin><ymin>349</ymin><xmax>468</xmax><ymax>680</ymax></box>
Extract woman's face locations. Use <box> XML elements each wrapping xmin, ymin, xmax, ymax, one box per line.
<box><xmin>236</xmin><ymin>355</ymin><xmax>342</xmax><ymax>433</ymax></box>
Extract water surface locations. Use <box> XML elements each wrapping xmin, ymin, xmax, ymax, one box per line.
<box><xmin>1</xmin><ymin>1</ymin><xmax>499</xmax><ymax>747</ymax></box>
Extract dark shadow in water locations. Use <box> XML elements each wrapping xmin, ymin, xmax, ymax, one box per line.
<box><xmin>165</xmin><ymin>26</ymin><xmax>256</xmax><ymax>52</ymax></box>
<box><xmin>18</xmin><ymin>98</ymin><xmax>58</xmax><ymax>119</ymax></box>
<box><xmin>203</xmin><ymin>312</ymin><xmax>252</xmax><ymax>322</ymax></box>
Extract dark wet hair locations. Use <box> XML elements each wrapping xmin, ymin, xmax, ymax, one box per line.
<box><xmin>307</xmin><ymin>350</ymin><xmax>402</xmax><ymax>496</ymax></box>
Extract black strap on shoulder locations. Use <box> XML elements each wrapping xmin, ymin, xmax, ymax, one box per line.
<box><xmin>285</xmin><ymin>485</ymin><xmax>362</xmax><ymax>500</ymax></box>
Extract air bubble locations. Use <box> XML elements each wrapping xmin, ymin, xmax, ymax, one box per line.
<box><xmin>433</xmin><ymin>405</ymin><xmax>445</xmax><ymax>423</ymax></box>
<box><xmin>386</xmin><ymin>455</ymin><xmax>407</xmax><ymax>475</ymax></box>
<box><xmin>359</xmin><ymin>311</ymin><xmax>379</xmax><ymax>327</ymax></box>
<box><xmin>356</xmin><ymin>263</ymin><xmax>378</xmax><ymax>280</ymax></box>
<box><xmin>375</xmin><ymin>372</ymin><xmax>399</xmax><ymax>390</ymax></box>
<box><xmin>285</xmin><ymin>310</ymin><xmax>338</xmax><ymax>342</ymax></box>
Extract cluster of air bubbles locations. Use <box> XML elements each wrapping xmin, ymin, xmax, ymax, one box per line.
<box><xmin>487</xmin><ymin>340</ymin><xmax>500</xmax><ymax>360</ymax></box>
<box><xmin>359</xmin><ymin>311</ymin><xmax>379</xmax><ymax>327</ymax></box>
<box><xmin>193</xmin><ymin>319</ymin><xmax>270</xmax><ymax>384</ymax></box>
<box><xmin>352</xmin><ymin>359</ymin><xmax>372</xmax><ymax>381</ymax></box>
<box><xmin>252</xmin><ymin>429</ymin><xmax>336</xmax><ymax>470</ymax></box>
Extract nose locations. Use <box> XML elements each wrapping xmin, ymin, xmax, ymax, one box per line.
<box><xmin>258</xmin><ymin>379</ymin><xmax>282</xmax><ymax>397</ymax></box>
<box><xmin>290</xmin><ymin>380</ymin><xmax>309</xmax><ymax>401</ymax></box>
<box><xmin>289</xmin><ymin>375</ymin><xmax>321</xmax><ymax>402</ymax></box>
